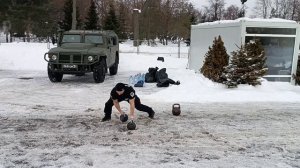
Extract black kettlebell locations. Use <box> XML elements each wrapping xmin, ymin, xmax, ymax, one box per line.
<box><xmin>172</xmin><ymin>103</ymin><xmax>181</xmax><ymax>116</ymax></box>
<box><xmin>127</xmin><ymin>120</ymin><xmax>136</xmax><ymax>130</ymax></box>
<box><xmin>120</xmin><ymin>114</ymin><xmax>128</xmax><ymax>122</ymax></box>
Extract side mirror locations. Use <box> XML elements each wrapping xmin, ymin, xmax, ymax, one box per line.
<box><xmin>51</xmin><ymin>36</ymin><xmax>57</xmax><ymax>45</ymax></box>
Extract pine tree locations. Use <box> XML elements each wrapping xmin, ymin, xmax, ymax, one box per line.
<box><xmin>200</xmin><ymin>36</ymin><xmax>229</xmax><ymax>83</ymax></box>
<box><xmin>222</xmin><ymin>46</ymin><xmax>248</xmax><ymax>88</ymax></box>
<box><xmin>118</xmin><ymin>2</ymin><xmax>128</xmax><ymax>40</ymax></box>
<box><xmin>84</xmin><ymin>0</ymin><xmax>99</xmax><ymax>30</ymax></box>
<box><xmin>2</xmin><ymin>0</ymin><xmax>54</xmax><ymax>40</ymax></box>
<box><xmin>61</xmin><ymin>0</ymin><xmax>81</xmax><ymax>31</ymax></box>
<box><xmin>293</xmin><ymin>59</ymin><xmax>300</xmax><ymax>85</ymax></box>
<box><xmin>103</xmin><ymin>3</ymin><xmax>120</xmax><ymax>35</ymax></box>
<box><xmin>0</xmin><ymin>0</ymin><xmax>10</xmax><ymax>23</ymax></box>
<box><xmin>223</xmin><ymin>40</ymin><xmax>268</xmax><ymax>87</ymax></box>
<box><xmin>222</xmin><ymin>64</ymin><xmax>239</xmax><ymax>88</ymax></box>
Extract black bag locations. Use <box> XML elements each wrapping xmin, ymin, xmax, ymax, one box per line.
<box><xmin>145</xmin><ymin>67</ymin><xmax>158</xmax><ymax>83</ymax></box>
<box><xmin>156</xmin><ymin>80</ymin><xmax>170</xmax><ymax>87</ymax></box>
<box><xmin>156</xmin><ymin>78</ymin><xmax>176</xmax><ymax>87</ymax></box>
<box><xmin>155</xmin><ymin>68</ymin><xmax>168</xmax><ymax>83</ymax></box>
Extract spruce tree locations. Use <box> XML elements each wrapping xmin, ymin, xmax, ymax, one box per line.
<box><xmin>293</xmin><ymin>59</ymin><xmax>300</xmax><ymax>85</ymax></box>
<box><xmin>118</xmin><ymin>2</ymin><xmax>128</xmax><ymax>40</ymax></box>
<box><xmin>223</xmin><ymin>40</ymin><xmax>268</xmax><ymax>87</ymax></box>
<box><xmin>0</xmin><ymin>0</ymin><xmax>10</xmax><ymax>23</ymax></box>
<box><xmin>103</xmin><ymin>3</ymin><xmax>120</xmax><ymax>36</ymax></box>
<box><xmin>2</xmin><ymin>0</ymin><xmax>54</xmax><ymax>40</ymax></box>
<box><xmin>84</xmin><ymin>0</ymin><xmax>99</xmax><ymax>30</ymax></box>
<box><xmin>222</xmin><ymin>46</ymin><xmax>248</xmax><ymax>88</ymax></box>
<box><xmin>222</xmin><ymin>64</ymin><xmax>239</xmax><ymax>88</ymax></box>
<box><xmin>200</xmin><ymin>36</ymin><xmax>229</xmax><ymax>83</ymax></box>
<box><xmin>61</xmin><ymin>0</ymin><xmax>81</xmax><ymax>31</ymax></box>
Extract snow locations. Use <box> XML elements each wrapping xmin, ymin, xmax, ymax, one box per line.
<box><xmin>1</xmin><ymin>41</ymin><xmax>299</xmax><ymax>103</ymax></box>
<box><xmin>0</xmin><ymin>41</ymin><xmax>300</xmax><ymax>167</ymax></box>
<box><xmin>194</xmin><ymin>17</ymin><xmax>297</xmax><ymax>27</ymax></box>
<box><xmin>1</xmin><ymin>41</ymin><xmax>300</xmax><ymax>103</ymax></box>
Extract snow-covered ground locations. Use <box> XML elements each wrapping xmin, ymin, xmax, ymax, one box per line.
<box><xmin>0</xmin><ymin>41</ymin><xmax>300</xmax><ymax>168</ymax></box>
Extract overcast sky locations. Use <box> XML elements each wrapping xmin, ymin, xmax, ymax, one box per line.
<box><xmin>189</xmin><ymin>0</ymin><xmax>256</xmax><ymax>17</ymax></box>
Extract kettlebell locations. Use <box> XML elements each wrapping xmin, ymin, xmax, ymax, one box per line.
<box><xmin>127</xmin><ymin>120</ymin><xmax>136</xmax><ymax>130</ymax></box>
<box><xmin>120</xmin><ymin>114</ymin><xmax>128</xmax><ymax>122</ymax></box>
<box><xmin>172</xmin><ymin>103</ymin><xmax>181</xmax><ymax>116</ymax></box>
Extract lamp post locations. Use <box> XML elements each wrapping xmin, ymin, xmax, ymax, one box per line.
<box><xmin>72</xmin><ymin>0</ymin><xmax>77</xmax><ymax>30</ymax></box>
<box><xmin>3</xmin><ymin>20</ymin><xmax>11</xmax><ymax>43</ymax></box>
<box><xmin>133</xmin><ymin>9</ymin><xmax>140</xmax><ymax>54</ymax></box>
<box><xmin>241</xmin><ymin>0</ymin><xmax>247</xmax><ymax>17</ymax></box>
<box><xmin>45</xmin><ymin>21</ymin><xmax>50</xmax><ymax>49</ymax></box>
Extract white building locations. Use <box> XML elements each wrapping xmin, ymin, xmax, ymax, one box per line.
<box><xmin>189</xmin><ymin>18</ymin><xmax>300</xmax><ymax>83</ymax></box>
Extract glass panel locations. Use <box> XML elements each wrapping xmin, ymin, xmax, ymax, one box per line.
<box><xmin>62</xmin><ymin>34</ymin><xmax>81</xmax><ymax>43</ymax></box>
<box><xmin>245</xmin><ymin>36</ymin><xmax>295</xmax><ymax>77</ymax></box>
<box><xmin>84</xmin><ymin>35</ymin><xmax>104</xmax><ymax>44</ymax></box>
<box><xmin>264</xmin><ymin>77</ymin><xmax>291</xmax><ymax>82</ymax></box>
<box><xmin>246</xmin><ymin>27</ymin><xmax>296</xmax><ymax>35</ymax></box>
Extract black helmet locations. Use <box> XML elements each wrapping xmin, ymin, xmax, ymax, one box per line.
<box><xmin>115</xmin><ymin>83</ymin><xmax>125</xmax><ymax>91</ymax></box>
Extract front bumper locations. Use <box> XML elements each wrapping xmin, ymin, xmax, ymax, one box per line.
<box><xmin>45</xmin><ymin>52</ymin><xmax>101</xmax><ymax>73</ymax></box>
<box><xmin>48</xmin><ymin>63</ymin><xmax>95</xmax><ymax>73</ymax></box>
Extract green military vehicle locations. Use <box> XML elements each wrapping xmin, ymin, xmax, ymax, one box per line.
<box><xmin>44</xmin><ymin>30</ymin><xmax>119</xmax><ymax>83</ymax></box>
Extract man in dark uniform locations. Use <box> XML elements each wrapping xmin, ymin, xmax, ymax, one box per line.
<box><xmin>101</xmin><ymin>83</ymin><xmax>155</xmax><ymax>122</ymax></box>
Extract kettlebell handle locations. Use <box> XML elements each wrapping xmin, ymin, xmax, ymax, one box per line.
<box><xmin>172</xmin><ymin>103</ymin><xmax>180</xmax><ymax>109</ymax></box>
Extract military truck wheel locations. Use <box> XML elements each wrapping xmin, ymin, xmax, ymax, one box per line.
<box><xmin>93</xmin><ymin>60</ymin><xmax>106</xmax><ymax>83</ymax></box>
<box><xmin>109</xmin><ymin>55</ymin><xmax>119</xmax><ymax>75</ymax></box>
<box><xmin>48</xmin><ymin>66</ymin><xmax>63</xmax><ymax>82</ymax></box>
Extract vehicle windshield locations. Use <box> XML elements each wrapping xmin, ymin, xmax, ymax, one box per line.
<box><xmin>62</xmin><ymin>34</ymin><xmax>81</xmax><ymax>43</ymax></box>
<box><xmin>84</xmin><ymin>35</ymin><xmax>104</xmax><ymax>44</ymax></box>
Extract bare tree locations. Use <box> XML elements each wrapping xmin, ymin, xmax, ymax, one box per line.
<box><xmin>223</xmin><ymin>5</ymin><xmax>241</xmax><ymax>20</ymax></box>
<box><xmin>254</xmin><ymin>0</ymin><xmax>272</xmax><ymax>18</ymax></box>
<box><xmin>270</xmin><ymin>0</ymin><xmax>279</xmax><ymax>18</ymax></box>
<box><xmin>204</xmin><ymin>0</ymin><xmax>225</xmax><ymax>21</ymax></box>
<box><xmin>295</xmin><ymin>0</ymin><xmax>300</xmax><ymax>21</ymax></box>
<box><xmin>94</xmin><ymin>0</ymin><xmax>113</xmax><ymax>27</ymax></box>
<box><xmin>290</xmin><ymin>0</ymin><xmax>298</xmax><ymax>20</ymax></box>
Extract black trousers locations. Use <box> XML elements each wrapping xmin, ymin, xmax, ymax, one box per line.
<box><xmin>104</xmin><ymin>96</ymin><xmax>153</xmax><ymax>117</ymax></box>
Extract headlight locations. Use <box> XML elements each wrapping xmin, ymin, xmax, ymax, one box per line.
<box><xmin>51</xmin><ymin>55</ymin><xmax>57</xmax><ymax>60</ymax></box>
<box><xmin>88</xmin><ymin>56</ymin><xmax>94</xmax><ymax>62</ymax></box>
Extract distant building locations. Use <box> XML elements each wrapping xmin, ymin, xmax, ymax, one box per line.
<box><xmin>189</xmin><ymin>18</ymin><xmax>300</xmax><ymax>84</ymax></box>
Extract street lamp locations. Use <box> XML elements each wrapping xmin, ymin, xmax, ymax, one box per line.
<box><xmin>241</xmin><ymin>0</ymin><xmax>247</xmax><ymax>4</ymax></box>
<box><xmin>72</xmin><ymin>0</ymin><xmax>77</xmax><ymax>30</ymax></box>
<box><xmin>241</xmin><ymin>0</ymin><xmax>247</xmax><ymax>17</ymax></box>
<box><xmin>133</xmin><ymin>9</ymin><xmax>140</xmax><ymax>53</ymax></box>
<box><xmin>45</xmin><ymin>21</ymin><xmax>50</xmax><ymax>49</ymax></box>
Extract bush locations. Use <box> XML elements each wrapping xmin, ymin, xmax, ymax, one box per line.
<box><xmin>293</xmin><ymin>57</ymin><xmax>300</xmax><ymax>85</ymax></box>
<box><xmin>222</xmin><ymin>39</ymin><xmax>268</xmax><ymax>87</ymax></box>
<box><xmin>200</xmin><ymin>36</ymin><xmax>229</xmax><ymax>83</ymax></box>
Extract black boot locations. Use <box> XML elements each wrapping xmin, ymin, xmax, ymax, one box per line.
<box><xmin>101</xmin><ymin>115</ymin><xmax>111</xmax><ymax>122</ymax></box>
<box><xmin>148</xmin><ymin>110</ymin><xmax>155</xmax><ymax>119</ymax></box>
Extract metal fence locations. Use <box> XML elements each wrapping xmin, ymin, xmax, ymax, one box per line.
<box><xmin>0</xmin><ymin>35</ymin><xmax>190</xmax><ymax>58</ymax></box>
<box><xmin>119</xmin><ymin>39</ymin><xmax>189</xmax><ymax>58</ymax></box>
<box><xmin>0</xmin><ymin>35</ymin><xmax>51</xmax><ymax>43</ymax></box>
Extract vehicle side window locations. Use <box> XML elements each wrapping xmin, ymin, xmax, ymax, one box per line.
<box><xmin>62</xmin><ymin>34</ymin><xmax>81</xmax><ymax>43</ymax></box>
<box><xmin>85</xmin><ymin>35</ymin><xmax>103</xmax><ymax>44</ymax></box>
<box><xmin>107</xmin><ymin>38</ymin><xmax>111</xmax><ymax>45</ymax></box>
<box><xmin>112</xmin><ymin>37</ymin><xmax>117</xmax><ymax>45</ymax></box>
